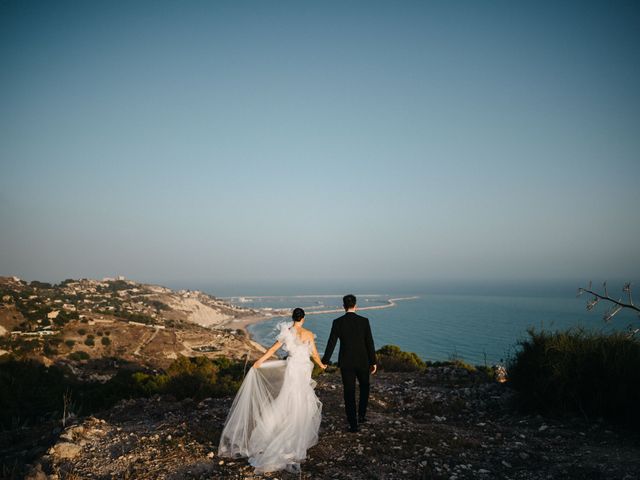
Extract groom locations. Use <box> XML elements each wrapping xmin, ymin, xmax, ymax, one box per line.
<box><xmin>321</xmin><ymin>294</ymin><xmax>377</xmax><ymax>433</ymax></box>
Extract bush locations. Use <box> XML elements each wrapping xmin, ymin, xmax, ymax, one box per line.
<box><xmin>101</xmin><ymin>336</ymin><xmax>111</xmax><ymax>346</ymax></box>
<box><xmin>0</xmin><ymin>355</ymin><xmax>246</xmax><ymax>432</ymax></box>
<box><xmin>84</xmin><ymin>337</ymin><xmax>95</xmax><ymax>347</ymax></box>
<box><xmin>0</xmin><ymin>359</ymin><xmax>66</xmax><ymax>430</ymax></box>
<box><xmin>376</xmin><ymin>345</ymin><xmax>426</xmax><ymax>372</ymax></box>
<box><xmin>78</xmin><ymin>328</ymin><xmax>87</xmax><ymax>335</ymax></box>
<box><xmin>65</xmin><ymin>339</ymin><xmax>75</xmax><ymax>347</ymax></box>
<box><xmin>43</xmin><ymin>342</ymin><xmax>58</xmax><ymax>357</ymax></box>
<box><xmin>68</xmin><ymin>351</ymin><xmax>90</xmax><ymax>361</ymax></box>
<box><xmin>163</xmin><ymin>355</ymin><xmax>243</xmax><ymax>399</ymax></box>
<box><xmin>150</xmin><ymin>300</ymin><xmax>170</xmax><ymax>311</ymax></box>
<box><xmin>508</xmin><ymin>328</ymin><xmax>640</xmax><ymax>427</ymax></box>
<box><xmin>124</xmin><ymin>356</ymin><xmax>244</xmax><ymax>400</ymax></box>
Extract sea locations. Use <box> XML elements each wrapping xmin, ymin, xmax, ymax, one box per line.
<box><xmin>174</xmin><ymin>280</ymin><xmax>639</xmax><ymax>366</ymax></box>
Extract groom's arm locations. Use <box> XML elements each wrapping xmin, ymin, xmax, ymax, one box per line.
<box><xmin>365</xmin><ymin>318</ymin><xmax>377</xmax><ymax>366</ymax></box>
<box><xmin>321</xmin><ymin>320</ymin><xmax>338</xmax><ymax>365</ymax></box>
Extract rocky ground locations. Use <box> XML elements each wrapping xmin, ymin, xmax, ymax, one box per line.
<box><xmin>15</xmin><ymin>366</ymin><xmax>640</xmax><ymax>480</ymax></box>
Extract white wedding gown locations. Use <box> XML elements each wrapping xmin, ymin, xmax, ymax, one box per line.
<box><xmin>218</xmin><ymin>322</ymin><xmax>322</xmax><ymax>473</ymax></box>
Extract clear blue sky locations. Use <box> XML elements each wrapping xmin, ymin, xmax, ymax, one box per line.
<box><xmin>1</xmin><ymin>1</ymin><xmax>639</xmax><ymax>289</ymax></box>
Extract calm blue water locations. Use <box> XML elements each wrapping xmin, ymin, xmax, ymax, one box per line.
<box><xmin>232</xmin><ymin>288</ymin><xmax>638</xmax><ymax>366</ymax></box>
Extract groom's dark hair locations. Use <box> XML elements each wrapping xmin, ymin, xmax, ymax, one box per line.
<box><xmin>343</xmin><ymin>294</ymin><xmax>357</xmax><ymax>310</ymax></box>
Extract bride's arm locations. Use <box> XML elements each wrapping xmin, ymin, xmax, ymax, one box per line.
<box><xmin>309</xmin><ymin>337</ymin><xmax>327</xmax><ymax>370</ymax></box>
<box><xmin>253</xmin><ymin>340</ymin><xmax>282</xmax><ymax>368</ymax></box>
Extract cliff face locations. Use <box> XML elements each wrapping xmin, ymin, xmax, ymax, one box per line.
<box><xmin>21</xmin><ymin>366</ymin><xmax>640</xmax><ymax>480</ymax></box>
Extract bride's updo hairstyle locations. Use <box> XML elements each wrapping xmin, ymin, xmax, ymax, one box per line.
<box><xmin>292</xmin><ymin>308</ymin><xmax>305</xmax><ymax>322</ymax></box>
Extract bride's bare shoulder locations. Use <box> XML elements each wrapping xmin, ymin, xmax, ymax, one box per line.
<box><xmin>301</xmin><ymin>328</ymin><xmax>315</xmax><ymax>340</ymax></box>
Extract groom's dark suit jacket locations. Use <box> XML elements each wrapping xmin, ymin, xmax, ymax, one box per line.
<box><xmin>321</xmin><ymin>312</ymin><xmax>376</xmax><ymax>369</ymax></box>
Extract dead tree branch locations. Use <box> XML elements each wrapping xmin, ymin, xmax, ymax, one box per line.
<box><xmin>578</xmin><ymin>281</ymin><xmax>640</xmax><ymax>336</ymax></box>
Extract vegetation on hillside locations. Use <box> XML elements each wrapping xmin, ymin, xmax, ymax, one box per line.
<box><xmin>0</xmin><ymin>355</ymin><xmax>246</xmax><ymax>431</ymax></box>
<box><xmin>376</xmin><ymin>344</ymin><xmax>427</xmax><ymax>372</ymax></box>
<box><xmin>508</xmin><ymin>328</ymin><xmax>640</xmax><ymax>427</ymax></box>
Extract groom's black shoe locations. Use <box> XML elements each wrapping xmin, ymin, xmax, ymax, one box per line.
<box><xmin>348</xmin><ymin>424</ymin><xmax>359</xmax><ymax>433</ymax></box>
<box><xmin>358</xmin><ymin>416</ymin><xmax>367</xmax><ymax>424</ymax></box>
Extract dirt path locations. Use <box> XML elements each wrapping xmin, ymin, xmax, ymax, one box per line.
<box><xmin>133</xmin><ymin>326</ymin><xmax>160</xmax><ymax>356</ymax></box>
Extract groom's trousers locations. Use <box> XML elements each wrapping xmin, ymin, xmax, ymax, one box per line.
<box><xmin>340</xmin><ymin>366</ymin><xmax>370</xmax><ymax>427</ymax></box>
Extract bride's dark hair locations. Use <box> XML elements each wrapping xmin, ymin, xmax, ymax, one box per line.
<box><xmin>292</xmin><ymin>308</ymin><xmax>305</xmax><ymax>322</ymax></box>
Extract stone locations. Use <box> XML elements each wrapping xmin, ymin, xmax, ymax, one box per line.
<box><xmin>51</xmin><ymin>442</ymin><xmax>82</xmax><ymax>459</ymax></box>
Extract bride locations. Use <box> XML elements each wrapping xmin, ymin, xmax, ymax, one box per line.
<box><xmin>218</xmin><ymin>308</ymin><xmax>327</xmax><ymax>473</ymax></box>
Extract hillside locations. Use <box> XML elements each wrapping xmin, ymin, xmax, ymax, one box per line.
<box><xmin>0</xmin><ymin>276</ymin><xmax>269</xmax><ymax>374</ymax></box>
<box><xmin>2</xmin><ymin>277</ymin><xmax>639</xmax><ymax>479</ymax></box>
<box><xmin>18</xmin><ymin>366</ymin><xmax>640</xmax><ymax>480</ymax></box>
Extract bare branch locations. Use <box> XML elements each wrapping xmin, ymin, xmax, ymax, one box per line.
<box><xmin>579</xmin><ymin>285</ymin><xmax>640</xmax><ymax>315</ymax></box>
<box><xmin>603</xmin><ymin>303</ymin><xmax>623</xmax><ymax>322</ymax></box>
<box><xmin>586</xmin><ymin>297</ymin><xmax>599</xmax><ymax>311</ymax></box>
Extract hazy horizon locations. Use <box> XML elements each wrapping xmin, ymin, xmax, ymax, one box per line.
<box><xmin>2</xmin><ymin>1</ymin><xmax>639</xmax><ymax>286</ymax></box>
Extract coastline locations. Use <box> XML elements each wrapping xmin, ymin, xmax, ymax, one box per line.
<box><xmin>221</xmin><ymin>295</ymin><xmax>420</xmax><ymax>349</ymax></box>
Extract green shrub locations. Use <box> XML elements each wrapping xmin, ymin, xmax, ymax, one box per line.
<box><xmin>65</xmin><ymin>339</ymin><xmax>75</xmax><ymax>347</ymax></box>
<box><xmin>53</xmin><ymin>316</ymin><xmax>69</xmax><ymax>327</ymax></box>
<box><xmin>125</xmin><ymin>355</ymin><xmax>244</xmax><ymax>400</ymax></box>
<box><xmin>78</xmin><ymin>328</ymin><xmax>87</xmax><ymax>335</ymax></box>
<box><xmin>0</xmin><ymin>356</ymin><xmax>245</xmax><ymax>433</ymax></box>
<box><xmin>101</xmin><ymin>336</ymin><xmax>111</xmax><ymax>346</ymax></box>
<box><xmin>43</xmin><ymin>342</ymin><xmax>58</xmax><ymax>357</ymax></box>
<box><xmin>508</xmin><ymin>328</ymin><xmax>640</xmax><ymax>427</ymax></box>
<box><xmin>68</xmin><ymin>351</ymin><xmax>90</xmax><ymax>361</ymax></box>
<box><xmin>84</xmin><ymin>337</ymin><xmax>95</xmax><ymax>347</ymax></box>
<box><xmin>131</xmin><ymin>371</ymin><xmax>169</xmax><ymax>395</ymax></box>
<box><xmin>150</xmin><ymin>300</ymin><xmax>170</xmax><ymax>311</ymax></box>
<box><xmin>376</xmin><ymin>345</ymin><xmax>426</xmax><ymax>372</ymax></box>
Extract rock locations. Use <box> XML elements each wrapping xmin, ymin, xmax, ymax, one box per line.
<box><xmin>51</xmin><ymin>442</ymin><xmax>82</xmax><ymax>459</ymax></box>
<box><xmin>58</xmin><ymin>432</ymin><xmax>74</xmax><ymax>442</ymax></box>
